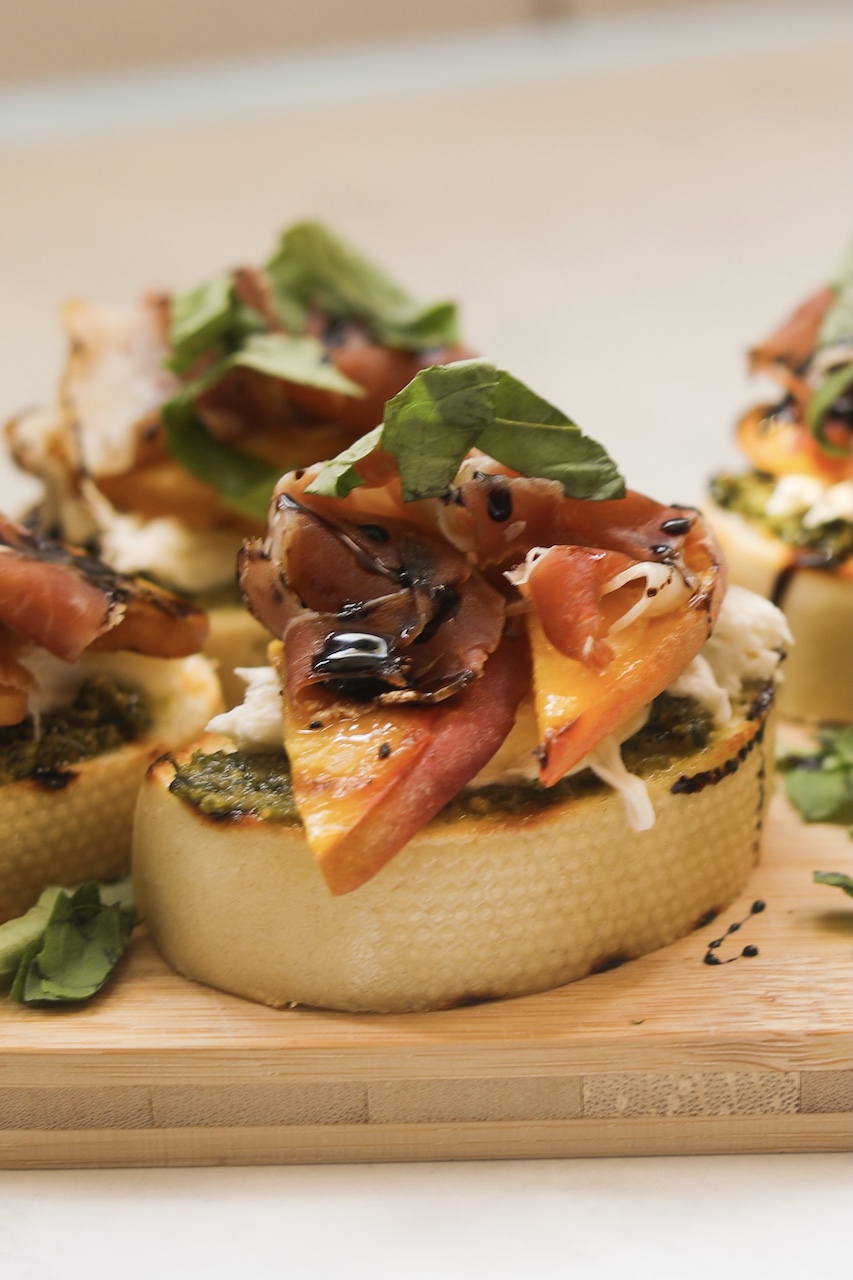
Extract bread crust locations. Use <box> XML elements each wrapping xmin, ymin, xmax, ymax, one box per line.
<box><xmin>0</xmin><ymin>655</ymin><xmax>222</xmax><ymax>923</ymax></box>
<box><xmin>133</xmin><ymin>693</ymin><xmax>776</xmax><ymax>1014</ymax></box>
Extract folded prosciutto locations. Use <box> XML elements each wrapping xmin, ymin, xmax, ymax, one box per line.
<box><xmin>236</xmin><ymin>360</ymin><xmax>726</xmax><ymax>893</ymax></box>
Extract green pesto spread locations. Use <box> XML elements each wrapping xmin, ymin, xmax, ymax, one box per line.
<box><xmin>439</xmin><ymin>692</ymin><xmax>714</xmax><ymax>822</ymax></box>
<box><xmin>169</xmin><ymin>749</ymin><xmax>299</xmax><ymax>822</ymax></box>
<box><xmin>0</xmin><ymin>678</ymin><xmax>152</xmax><ymax>786</ymax></box>
<box><xmin>169</xmin><ymin>692</ymin><xmax>714</xmax><ymax>825</ymax></box>
<box><xmin>709</xmin><ymin>469</ymin><xmax>853</xmax><ymax>563</ymax></box>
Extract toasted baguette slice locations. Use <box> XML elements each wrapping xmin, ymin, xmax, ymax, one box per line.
<box><xmin>0</xmin><ymin>654</ymin><xmax>222</xmax><ymax>923</ymax></box>
<box><xmin>133</xmin><ymin>689</ymin><xmax>776</xmax><ymax>1014</ymax></box>
<box><xmin>707</xmin><ymin>503</ymin><xmax>852</xmax><ymax>724</ymax></box>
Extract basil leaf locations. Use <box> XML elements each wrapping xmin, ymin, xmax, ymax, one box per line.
<box><xmin>161</xmin><ymin>394</ymin><xmax>280</xmax><ymax>522</ymax></box>
<box><xmin>0</xmin><ymin>886</ymin><xmax>64</xmax><ymax>989</ymax></box>
<box><xmin>818</xmin><ymin>244</ymin><xmax>853</xmax><ymax>348</ymax></box>
<box><xmin>778</xmin><ymin>726</ymin><xmax>853</xmax><ymax>824</ymax></box>
<box><xmin>8</xmin><ymin>878</ymin><xmax>136</xmax><ymax>1005</ymax></box>
<box><xmin>161</xmin><ymin>332</ymin><xmax>365</xmax><ymax>518</ymax></box>
<box><xmin>383</xmin><ymin>360</ymin><xmax>499</xmax><ymax>501</ymax></box>
<box><xmin>784</xmin><ymin>767</ymin><xmax>853</xmax><ymax>824</ymax></box>
<box><xmin>307</xmin><ymin>360</ymin><xmax>625</xmax><ymax>502</ymax></box>
<box><xmin>304</xmin><ymin>426</ymin><xmax>384</xmax><ymax>499</ymax></box>
<box><xmin>168</xmin><ymin>272</ymin><xmax>237</xmax><ymax>375</ymax></box>
<box><xmin>265</xmin><ymin>221</ymin><xmax>460</xmax><ymax>352</ymax></box>
<box><xmin>806</xmin><ymin>361</ymin><xmax>853</xmax><ymax>451</ymax></box>
<box><xmin>227</xmin><ymin>332</ymin><xmax>365</xmax><ymax>396</ymax></box>
<box><xmin>480</xmin><ymin>371</ymin><xmax>625</xmax><ymax>501</ymax></box>
<box><xmin>813</xmin><ymin>871</ymin><xmax>853</xmax><ymax>897</ymax></box>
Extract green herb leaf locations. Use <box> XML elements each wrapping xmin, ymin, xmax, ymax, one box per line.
<box><xmin>265</xmin><ymin>221</ymin><xmax>460</xmax><ymax>352</ymax></box>
<box><xmin>168</xmin><ymin>272</ymin><xmax>237</xmax><ymax>375</ymax></box>
<box><xmin>818</xmin><ymin>243</ymin><xmax>853</xmax><ymax>348</ymax></box>
<box><xmin>777</xmin><ymin>726</ymin><xmax>853</xmax><ymax>825</ymax></box>
<box><xmin>7</xmin><ymin>878</ymin><xmax>136</xmax><ymax>1005</ymax></box>
<box><xmin>161</xmin><ymin>332</ymin><xmax>365</xmax><ymax>519</ymax></box>
<box><xmin>161</xmin><ymin>394</ymin><xmax>280</xmax><ymax>522</ymax></box>
<box><xmin>304</xmin><ymin>426</ymin><xmax>384</xmax><ymax>499</ymax></box>
<box><xmin>813</xmin><ymin>871</ymin><xmax>853</xmax><ymax>897</ymax></box>
<box><xmin>0</xmin><ymin>886</ymin><xmax>63</xmax><ymax>989</ymax></box>
<box><xmin>806</xmin><ymin>361</ymin><xmax>853</xmax><ymax>452</ymax></box>
<box><xmin>226</xmin><ymin>332</ymin><xmax>365</xmax><ymax>395</ymax></box>
<box><xmin>307</xmin><ymin>360</ymin><xmax>625</xmax><ymax>503</ymax></box>
<box><xmin>383</xmin><ymin>360</ymin><xmax>499</xmax><ymax>501</ymax></box>
<box><xmin>480</xmin><ymin>370</ymin><xmax>626</xmax><ymax>501</ymax></box>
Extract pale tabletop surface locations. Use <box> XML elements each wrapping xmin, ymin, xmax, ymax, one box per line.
<box><xmin>0</xmin><ymin>2</ymin><xmax>851</xmax><ymax>1277</ymax></box>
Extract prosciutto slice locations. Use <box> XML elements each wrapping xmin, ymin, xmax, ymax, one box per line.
<box><xmin>0</xmin><ymin>513</ymin><xmax>207</xmax><ymax>665</ymax></box>
<box><xmin>240</xmin><ymin>485</ymin><xmax>506</xmax><ymax>705</ymax></box>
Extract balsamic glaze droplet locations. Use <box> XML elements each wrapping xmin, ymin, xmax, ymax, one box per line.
<box><xmin>313</xmin><ymin>631</ymin><xmax>394</xmax><ymax>675</ymax></box>
<box><xmin>486</xmin><ymin>487</ymin><xmax>513</xmax><ymax>523</ymax></box>
<box><xmin>660</xmin><ymin>516</ymin><xmax>693</xmax><ymax>535</ymax></box>
<box><xmin>703</xmin><ymin>900</ymin><xmax>768</xmax><ymax>967</ymax></box>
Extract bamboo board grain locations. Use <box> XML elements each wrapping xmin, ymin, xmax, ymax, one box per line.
<box><xmin>0</xmin><ymin>780</ymin><xmax>850</xmax><ymax>1169</ymax></box>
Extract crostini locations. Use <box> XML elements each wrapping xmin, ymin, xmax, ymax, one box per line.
<box><xmin>133</xmin><ymin>361</ymin><xmax>790</xmax><ymax>1013</ymax></box>
<box><xmin>707</xmin><ymin>253</ymin><xmax>852</xmax><ymax>723</ymax></box>
<box><xmin>6</xmin><ymin>222</ymin><xmax>470</xmax><ymax>705</ymax></box>
<box><xmin>0</xmin><ymin>512</ymin><xmax>221</xmax><ymax>923</ymax></box>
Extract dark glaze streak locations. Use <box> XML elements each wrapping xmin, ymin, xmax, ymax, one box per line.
<box><xmin>746</xmin><ymin>681</ymin><xmax>775</xmax><ymax>721</ymax></box>
<box><xmin>671</xmin><ymin>692</ymin><xmax>772</xmax><ymax>795</ymax></box>
<box><xmin>703</xmin><ymin>900</ymin><xmax>766</xmax><ymax>965</ymax></box>
<box><xmin>31</xmin><ymin>766</ymin><xmax>78</xmax><ymax>791</ymax></box>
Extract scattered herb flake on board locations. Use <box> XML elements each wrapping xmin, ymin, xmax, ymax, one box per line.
<box><xmin>777</xmin><ymin>726</ymin><xmax>853</xmax><ymax>826</ymax></box>
<box><xmin>813</xmin><ymin>871</ymin><xmax>853</xmax><ymax>898</ymax></box>
<box><xmin>6</xmin><ymin>879</ymin><xmax>136</xmax><ymax>1005</ymax></box>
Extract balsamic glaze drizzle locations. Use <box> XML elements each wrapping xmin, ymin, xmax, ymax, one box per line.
<box><xmin>703</xmin><ymin>900</ymin><xmax>766</xmax><ymax>965</ymax></box>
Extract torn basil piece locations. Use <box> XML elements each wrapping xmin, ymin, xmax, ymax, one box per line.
<box><xmin>167</xmin><ymin>272</ymin><xmax>237</xmax><ymax>375</ymax></box>
<box><xmin>8</xmin><ymin>879</ymin><xmax>136</xmax><ymax>1005</ymax></box>
<box><xmin>806</xmin><ymin>361</ymin><xmax>853</xmax><ymax>452</ymax></box>
<box><xmin>307</xmin><ymin>360</ymin><xmax>625</xmax><ymax>502</ymax></box>
<box><xmin>161</xmin><ymin>395</ymin><xmax>280</xmax><ymax>522</ymax></box>
<box><xmin>480</xmin><ymin>370</ymin><xmax>626</xmax><ymax>501</ymax></box>
<box><xmin>778</xmin><ymin>726</ymin><xmax>853</xmax><ymax>825</ymax></box>
<box><xmin>0</xmin><ymin>886</ymin><xmax>64</xmax><ymax>989</ymax></box>
<box><xmin>226</xmin><ymin>332</ymin><xmax>364</xmax><ymax>394</ymax></box>
<box><xmin>383</xmin><ymin>359</ymin><xmax>499</xmax><ymax>501</ymax></box>
<box><xmin>818</xmin><ymin>243</ymin><xmax>853</xmax><ymax>349</ymax></box>
<box><xmin>813</xmin><ymin>871</ymin><xmax>853</xmax><ymax>897</ymax></box>
<box><xmin>265</xmin><ymin>221</ymin><xmax>461</xmax><ymax>352</ymax></box>
<box><xmin>304</xmin><ymin>426</ymin><xmax>384</xmax><ymax>499</ymax></box>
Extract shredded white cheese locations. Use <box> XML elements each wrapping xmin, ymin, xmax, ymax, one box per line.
<box><xmin>602</xmin><ymin>561</ymin><xmax>693</xmax><ymax>635</ymax></box>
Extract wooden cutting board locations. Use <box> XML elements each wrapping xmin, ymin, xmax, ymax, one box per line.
<box><xmin>1</xmin><ymin>781</ymin><xmax>850</xmax><ymax>1169</ymax></box>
